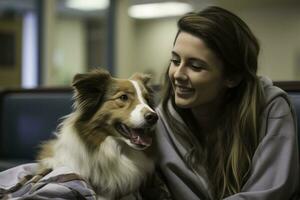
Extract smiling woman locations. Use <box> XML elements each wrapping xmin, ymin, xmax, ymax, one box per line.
<box><xmin>147</xmin><ymin>5</ymin><xmax>300</xmax><ymax>200</ymax></box>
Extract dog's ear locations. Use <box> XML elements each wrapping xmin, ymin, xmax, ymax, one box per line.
<box><xmin>72</xmin><ymin>68</ymin><xmax>111</xmax><ymax>91</ymax></box>
<box><xmin>72</xmin><ymin>69</ymin><xmax>111</xmax><ymax>115</ymax></box>
<box><xmin>130</xmin><ymin>73</ymin><xmax>152</xmax><ymax>85</ymax></box>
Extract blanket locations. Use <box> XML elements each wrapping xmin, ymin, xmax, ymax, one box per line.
<box><xmin>0</xmin><ymin>163</ymin><xmax>172</xmax><ymax>200</ymax></box>
<box><xmin>0</xmin><ymin>163</ymin><xmax>97</xmax><ymax>200</ymax></box>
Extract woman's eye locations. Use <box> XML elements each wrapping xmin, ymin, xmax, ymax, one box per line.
<box><xmin>189</xmin><ymin>61</ymin><xmax>206</xmax><ymax>70</ymax></box>
<box><xmin>119</xmin><ymin>94</ymin><xmax>128</xmax><ymax>101</ymax></box>
<box><xmin>191</xmin><ymin>64</ymin><xmax>203</xmax><ymax>70</ymax></box>
<box><xmin>170</xmin><ymin>59</ymin><xmax>180</xmax><ymax>66</ymax></box>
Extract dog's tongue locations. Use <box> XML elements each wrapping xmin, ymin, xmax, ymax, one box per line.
<box><xmin>130</xmin><ymin>130</ymin><xmax>152</xmax><ymax>147</ymax></box>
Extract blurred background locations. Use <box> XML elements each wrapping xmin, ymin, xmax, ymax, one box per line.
<box><xmin>0</xmin><ymin>0</ymin><xmax>299</xmax><ymax>88</ymax></box>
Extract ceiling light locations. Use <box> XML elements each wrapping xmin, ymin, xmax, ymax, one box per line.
<box><xmin>128</xmin><ymin>2</ymin><xmax>193</xmax><ymax>19</ymax></box>
<box><xmin>66</xmin><ymin>0</ymin><xmax>109</xmax><ymax>11</ymax></box>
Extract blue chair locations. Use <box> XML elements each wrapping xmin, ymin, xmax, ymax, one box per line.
<box><xmin>0</xmin><ymin>88</ymin><xmax>73</xmax><ymax>171</ymax></box>
<box><xmin>288</xmin><ymin>93</ymin><xmax>300</xmax><ymax>148</ymax></box>
<box><xmin>274</xmin><ymin>81</ymin><xmax>300</xmax><ymax>156</ymax></box>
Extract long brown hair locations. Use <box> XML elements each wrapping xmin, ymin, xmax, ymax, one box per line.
<box><xmin>161</xmin><ymin>6</ymin><xmax>265</xmax><ymax>199</ymax></box>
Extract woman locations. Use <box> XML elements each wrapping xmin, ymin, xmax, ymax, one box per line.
<box><xmin>153</xmin><ymin>6</ymin><xmax>299</xmax><ymax>200</ymax></box>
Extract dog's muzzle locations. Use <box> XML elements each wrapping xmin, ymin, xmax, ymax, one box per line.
<box><xmin>115</xmin><ymin>111</ymin><xmax>158</xmax><ymax>149</ymax></box>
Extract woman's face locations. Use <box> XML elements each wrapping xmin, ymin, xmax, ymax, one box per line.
<box><xmin>169</xmin><ymin>31</ymin><xmax>231</xmax><ymax>111</ymax></box>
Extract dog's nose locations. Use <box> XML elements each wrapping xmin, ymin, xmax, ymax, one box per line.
<box><xmin>144</xmin><ymin>112</ymin><xmax>158</xmax><ymax>125</ymax></box>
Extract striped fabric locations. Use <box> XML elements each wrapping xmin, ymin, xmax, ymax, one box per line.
<box><xmin>0</xmin><ymin>163</ymin><xmax>96</xmax><ymax>200</ymax></box>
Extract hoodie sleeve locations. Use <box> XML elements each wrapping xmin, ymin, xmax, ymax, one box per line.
<box><xmin>224</xmin><ymin>96</ymin><xmax>300</xmax><ymax>200</ymax></box>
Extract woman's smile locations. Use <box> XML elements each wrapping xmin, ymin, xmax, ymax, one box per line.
<box><xmin>175</xmin><ymin>85</ymin><xmax>195</xmax><ymax>97</ymax></box>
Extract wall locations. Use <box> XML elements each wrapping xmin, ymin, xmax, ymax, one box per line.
<box><xmin>239</xmin><ymin>5</ymin><xmax>300</xmax><ymax>80</ymax></box>
<box><xmin>41</xmin><ymin>1</ymin><xmax>86</xmax><ymax>86</ymax></box>
<box><xmin>52</xmin><ymin>18</ymin><xmax>86</xmax><ymax>85</ymax></box>
<box><xmin>115</xmin><ymin>0</ymin><xmax>135</xmax><ymax>79</ymax></box>
<box><xmin>134</xmin><ymin>18</ymin><xmax>177</xmax><ymax>84</ymax></box>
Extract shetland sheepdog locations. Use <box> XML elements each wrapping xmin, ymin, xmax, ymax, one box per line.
<box><xmin>37</xmin><ymin>69</ymin><xmax>158</xmax><ymax>199</ymax></box>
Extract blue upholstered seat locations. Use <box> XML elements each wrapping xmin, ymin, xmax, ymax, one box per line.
<box><xmin>0</xmin><ymin>89</ymin><xmax>73</xmax><ymax>171</ymax></box>
<box><xmin>289</xmin><ymin>93</ymin><xmax>300</xmax><ymax>149</ymax></box>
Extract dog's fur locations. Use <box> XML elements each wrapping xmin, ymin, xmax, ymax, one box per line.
<box><xmin>37</xmin><ymin>69</ymin><xmax>158</xmax><ymax>200</ymax></box>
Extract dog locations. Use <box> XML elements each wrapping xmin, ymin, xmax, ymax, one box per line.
<box><xmin>37</xmin><ymin>69</ymin><xmax>158</xmax><ymax>199</ymax></box>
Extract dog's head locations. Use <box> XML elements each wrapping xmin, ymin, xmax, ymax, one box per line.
<box><xmin>72</xmin><ymin>69</ymin><xmax>158</xmax><ymax>150</ymax></box>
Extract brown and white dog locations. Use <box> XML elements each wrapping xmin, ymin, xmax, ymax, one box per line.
<box><xmin>37</xmin><ymin>69</ymin><xmax>158</xmax><ymax>200</ymax></box>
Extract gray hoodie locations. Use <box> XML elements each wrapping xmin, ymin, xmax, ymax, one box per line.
<box><xmin>155</xmin><ymin>77</ymin><xmax>300</xmax><ymax>200</ymax></box>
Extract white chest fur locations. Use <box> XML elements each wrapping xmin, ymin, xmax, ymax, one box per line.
<box><xmin>40</xmin><ymin>123</ymin><xmax>154</xmax><ymax>199</ymax></box>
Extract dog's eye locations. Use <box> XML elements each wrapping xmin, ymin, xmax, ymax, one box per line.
<box><xmin>119</xmin><ymin>94</ymin><xmax>128</xmax><ymax>101</ymax></box>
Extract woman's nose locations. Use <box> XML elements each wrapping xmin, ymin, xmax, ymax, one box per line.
<box><xmin>174</xmin><ymin>65</ymin><xmax>188</xmax><ymax>81</ymax></box>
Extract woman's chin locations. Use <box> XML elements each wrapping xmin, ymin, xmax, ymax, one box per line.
<box><xmin>174</xmin><ymin>97</ymin><xmax>194</xmax><ymax>109</ymax></box>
